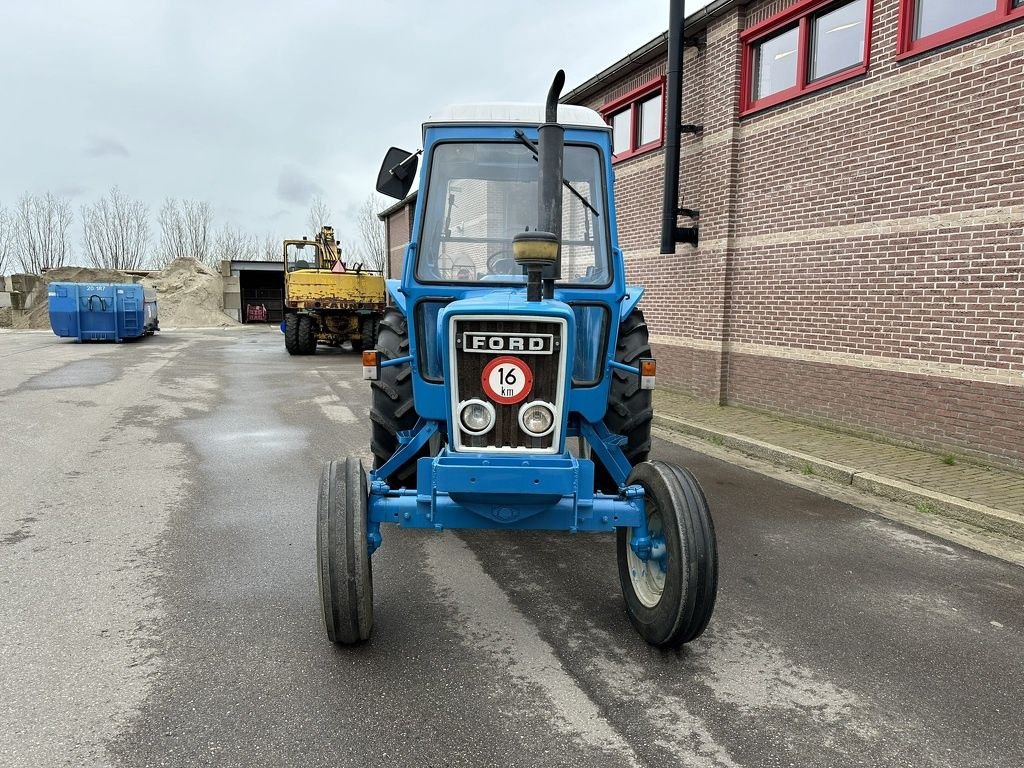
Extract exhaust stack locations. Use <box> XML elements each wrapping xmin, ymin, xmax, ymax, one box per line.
<box><xmin>537</xmin><ymin>70</ymin><xmax>566</xmax><ymax>298</ymax></box>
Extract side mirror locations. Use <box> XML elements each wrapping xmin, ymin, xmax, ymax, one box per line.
<box><xmin>376</xmin><ymin>147</ymin><xmax>419</xmax><ymax>200</ymax></box>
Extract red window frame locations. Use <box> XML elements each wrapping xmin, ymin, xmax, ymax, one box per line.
<box><xmin>599</xmin><ymin>77</ymin><xmax>666</xmax><ymax>162</ymax></box>
<box><xmin>896</xmin><ymin>0</ymin><xmax>1024</xmax><ymax>59</ymax></box>
<box><xmin>740</xmin><ymin>0</ymin><xmax>873</xmax><ymax>116</ymax></box>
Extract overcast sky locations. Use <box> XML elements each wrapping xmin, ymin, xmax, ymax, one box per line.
<box><xmin>0</xmin><ymin>1</ymin><xmax>701</xmax><ymax>254</ymax></box>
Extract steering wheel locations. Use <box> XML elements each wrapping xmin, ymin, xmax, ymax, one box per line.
<box><xmin>486</xmin><ymin>249</ymin><xmax>519</xmax><ymax>275</ymax></box>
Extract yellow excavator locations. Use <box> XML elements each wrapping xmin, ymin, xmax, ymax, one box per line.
<box><xmin>282</xmin><ymin>226</ymin><xmax>386</xmax><ymax>355</ymax></box>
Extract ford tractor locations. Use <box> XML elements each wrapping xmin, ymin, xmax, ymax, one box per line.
<box><xmin>317</xmin><ymin>72</ymin><xmax>718</xmax><ymax>648</ymax></box>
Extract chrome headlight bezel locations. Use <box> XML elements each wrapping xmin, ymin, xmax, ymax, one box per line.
<box><xmin>458</xmin><ymin>398</ymin><xmax>496</xmax><ymax>436</ymax></box>
<box><xmin>517</xmin><ymin>400</ymin><xmax>556</xmax><ymax>437</ymax></box>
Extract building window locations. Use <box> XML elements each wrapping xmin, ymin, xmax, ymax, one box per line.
<box><xmin>741</xmin><ymin>0</ymin><xmax>872</xmax><ymax>115</ymax></box>
<box><xmin>599</xmin><ymin>77</ymin><xmax>665</xmax><ymax>162</ymax></box>
<box><xmin>897</xmin><ymin>0</ymin><xmax>1024</xmax><ymax>57</ymax></box>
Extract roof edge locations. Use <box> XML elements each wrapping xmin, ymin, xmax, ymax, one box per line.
<box><xmin>562</xmin><ymin>0</ymin><xmax>740</xmax><ymax>105</ymax></box>
<box><xmin>378</xmin><ymin>190</ymin><xmax>417</xmax><ymax>221</ymax></box>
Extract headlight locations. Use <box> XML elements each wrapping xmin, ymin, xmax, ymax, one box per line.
<box><xmin>458</xmin><ymin>399</ymin><xmax>495</xmax><ymax>435</ymax></box>
<box><xmin>518</xmin><ymin>401</ymin><xmax>555</xmax><ymax>437</ymax></box>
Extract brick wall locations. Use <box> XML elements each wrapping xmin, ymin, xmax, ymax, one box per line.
<box><xmin>569</xmin><ymin>1</ymin><xmax>1024</xmax><ymax>468</ymax></box>
<box><xmin>384</xmin><ymin>202</ymin><xmax>413</xmax><ymax>280</ymax></box>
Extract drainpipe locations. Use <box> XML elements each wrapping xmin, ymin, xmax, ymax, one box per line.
<box><xmin>661</xmin><ymin>0</ymin><xmax>700</xmax><ymax>253</ymax></box>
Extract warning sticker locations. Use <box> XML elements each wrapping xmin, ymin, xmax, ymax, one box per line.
<box><xmin>481</xmin><ymin>356</ymin><xmax>533</xmax><ymax>405</ymax></box>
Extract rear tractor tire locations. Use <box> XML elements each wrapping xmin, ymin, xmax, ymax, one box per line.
<box><xmin>617</xmin><ymin>460</ymin><xmax>718</xmax><ymax>648</ymax></box>
<box><xmin>369</xmin><ymin>307</ymin><xmax>431</xmax><ymax>489</ymax></box>
<box><xmin>594</xmin><ymin>310</ymin><xmax>654</xmax><ymax>492</ymax></box>
<box><xmin>317</xmin><ymin>458</ymin><xmax>374</xmax><ymax>644</ymax></box>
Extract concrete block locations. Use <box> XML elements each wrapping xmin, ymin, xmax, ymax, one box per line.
<box><xmin>223</xmin><ymin>292</ymin><xmax>241</xmax><ymax>311</ymax></box>
<box><xmin>10</xmin><ymin>274</ymin><xmax>42</xmax><ymax>295</ymax></box>
<box><xmin>0</xmin><ymin>291</ymin><xmax>11</xmax><ymax>308</ymax></box>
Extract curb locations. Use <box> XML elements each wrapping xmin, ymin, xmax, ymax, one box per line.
<box><xmin>653</xmin><ymin>413</ymin><xmax>1024</xmax><ymax>543</ymax></box>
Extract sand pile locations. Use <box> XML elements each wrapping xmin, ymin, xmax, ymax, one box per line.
<box><xmin>141</xmin><ymin>258</ymin><xmax>237</xmax><ymax>328</ymax></box>
<box><xmin>12</xmin><ymin>258</ymin><xmax>237</xmax><ymax>329</ymax></box>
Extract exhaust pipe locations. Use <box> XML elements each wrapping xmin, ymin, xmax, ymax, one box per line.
<box><xmin>537</xmin><ymin>70</ymin><xmax>565</xmax><ymax>298</ymax></box>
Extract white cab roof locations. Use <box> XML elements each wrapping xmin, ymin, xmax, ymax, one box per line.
<box><xmin>424</xmin><ymin>103</ymin><xmax>608</xmax><ymax>131</ymax></box>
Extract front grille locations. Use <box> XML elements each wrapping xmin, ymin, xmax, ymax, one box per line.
<box><xmin>451</xmin><ymin>316</ymin><xmax>565</xmax><ymax>452</ymax></box>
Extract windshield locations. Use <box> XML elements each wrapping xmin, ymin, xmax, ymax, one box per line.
<box><xmin>416</xmin><ymin>142</ymin><xmax>609</xmax><ymax>285</ymax></box>
<box><xmin>286</xmin><ymin>242</ymin><xmax>321</xmax><ymax>271</ymax></box>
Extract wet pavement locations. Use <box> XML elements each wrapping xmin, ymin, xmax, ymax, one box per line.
<box><xmin>1</xmin><ymin>327</ymin><xmax>1022</xmax><ymax>768</ymax></box>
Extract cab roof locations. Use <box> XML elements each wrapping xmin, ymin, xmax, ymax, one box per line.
<box><xmin>423</xmin><ymin>103</ymin><xmax>608</xmax><ymax>134</ymax></box>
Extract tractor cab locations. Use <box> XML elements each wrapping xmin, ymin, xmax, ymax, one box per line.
<box><xmin>316</xmin><ymin>73</ymin><xmax>718</xmax><ymax>650</ymax></box>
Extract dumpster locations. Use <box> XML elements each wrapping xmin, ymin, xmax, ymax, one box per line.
<box><xmin>47</xmin><ymin>282</ymin><xmax>159</xmax><ymax>342</ymax></box>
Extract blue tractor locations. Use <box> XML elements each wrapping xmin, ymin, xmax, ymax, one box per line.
<box><xmin>318</xmin><ymin>72</ymin><xmax>718</xmax><ymax>648</ymax></box>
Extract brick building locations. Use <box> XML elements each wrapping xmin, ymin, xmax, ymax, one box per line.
<box><xmin>379</xmin><ymin>192</ymin><xmax>416</xmax><ymax>282</ymax></box>
<box><xmin>382</xmin><ymin>0</ymin><xmax>1023</xmax><ymax>469</ymax></box>
<box><xmin>562</xmin><ymin>0</ymin><xmax>1023</xmax><ymax>469</ymax></box>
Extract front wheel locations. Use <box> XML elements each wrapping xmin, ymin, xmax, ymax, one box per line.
<box><xmin>317</xmin><ymin>458</ymin><xmax>374</xmax><ymax>644</ymax></box>
<box><xmin>617</xmin><ymin>460</ymin><xmax>717</xmax><ymax>648</ymax></box>
<box><xmin>298</xmin><ymin>314</ymin><xmax>317</xmax><ymax>355</ymax></box>
<box><xmin>284</xmin><ymin>313</ymin><xmax>301</xmax><ymax>355</ymax></box>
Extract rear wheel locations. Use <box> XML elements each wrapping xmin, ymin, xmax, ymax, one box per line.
<box><xmin>360</xmin><ymin>316</ymin><xmax>378</xmax><ymax>353</ymax></box>
<box><xmin>284</xmin><ymin>313</ymin><xmax>300</xmax><ymax>355</ymax></box>
<box><xmin>369</xmin><ymin>308</ymin><xmax>428</xmax><ymax>489</ymax></box>
<box><xmin>317</xmin><ymin>458</ymin><xmax>374</xmax><ymax>644</ymax></box>
<box><xmin>594</xmin><ymin>310</ymin><xmax>654</xmax><ymax>492</ymax></box>
<box><xmin>350</xmin><ymin>317</ymin><xmax>378</xmax><ymax>353</ymax></box>
<box><xmin>617</xmin><ymin>460</ymin><xmax>717</xmax><ymax>648</ymax></box>
<box><xmin>298</xmin><ymin>315</ymin><xmax>317</xmax><ymax>355</ymax></box>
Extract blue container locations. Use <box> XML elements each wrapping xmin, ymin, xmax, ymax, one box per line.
<box><xmin>47</xmin><ymin>282</ymin><xmax>159</xmax><ymax>342</ymax></box>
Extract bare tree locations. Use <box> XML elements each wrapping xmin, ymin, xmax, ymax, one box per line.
<box><xmin>356</xmin><ymin>193</ymin><xmax>388</xmax><ymax>273</ymax></box>
<box><xmin>213</xmin><ymin>223</ymin><xmax>258</xmax><ymax>262</ymax></box>
<box><xmin>0</xmin><ymin>205</ymin><xmax>13</xmax><ymax>275</ymax></box>
<box><xmin>183</xmin><ymin>200</ymin><xmax>214</xmax><ymax>268</ymax></box>
<box><xmin>15</xmin><ymin>192</ymin><xmax>73</xmax><ymax>274</ymax></box>
<box><xmin>157</xmin><ymin>199</ymin><xmax>186</xmax><ymax>267</ymax></box>
<box><xmin>80</xmin><ymin>186</ymin><xmax>150</xmax><ymax>271</ymax></box>
<box><xmin>260</xmin><ymin>233</ymin><xmax>281</xmax><ymax>262</ymax></box>
<box><xmin>307</xmin><ymin>194</ymin><xmax>331</xmax><ymax>235</ymax></box>
<box><xmin>157</xmin><ymin>198</ymin><xmax>214</xmax><ymax>268</ymax></box>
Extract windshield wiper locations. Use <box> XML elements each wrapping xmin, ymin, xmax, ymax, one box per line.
<box><xmin>513</xmin><ymin>130</ymin><xmax>600</xmax><ymax>218</ymax></box>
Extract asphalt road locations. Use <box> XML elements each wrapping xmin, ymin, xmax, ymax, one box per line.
<box><xmin>1</xmin><ymin>327</ymin><xmax>1022</xmax><ymax>768</ymax></box>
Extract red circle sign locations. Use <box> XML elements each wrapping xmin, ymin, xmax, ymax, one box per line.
<box><xmin>481</xmin><ymin>356</ymin><xmax>533</xmax><ymax>405</ymax></box>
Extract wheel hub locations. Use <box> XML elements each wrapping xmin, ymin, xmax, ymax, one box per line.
<box><xmin>626</xmin><ymin>509</ymin><xmax>667</xmax><ymax>608</ymax></box>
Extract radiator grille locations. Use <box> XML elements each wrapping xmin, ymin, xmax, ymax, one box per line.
<box><xmin>452</xmin><ymin>317</ymin><xmax>565</xmax><ymax>451</ymax></box>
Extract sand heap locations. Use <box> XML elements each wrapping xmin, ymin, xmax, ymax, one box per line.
<box><xmin>12</xmin><ymin>258</ymin><xmax>237</xmax><ymax>329</ymax></box>
<box><xmin>141</xmin><ymin>258</ymin><xmax>236</xmax><ymax>328</ymax></box>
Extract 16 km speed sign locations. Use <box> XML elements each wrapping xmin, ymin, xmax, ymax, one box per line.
<box><xmin>481</xmin><ymin>356</ymin><xmax>534</xmax><ymax>405</ymax></box>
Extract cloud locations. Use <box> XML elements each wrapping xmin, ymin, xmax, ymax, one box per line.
<box><xmin>276</xmin><ymin>168</ymin><xmax>323</xmax><ymax>206</ymax></box>
<box><xmin>83</xmin><ymin>136</ymin><xmax>130</xmax><ymax>159</ymax></box>
<box><xmin>52</xmin><ymin>184</ymin><xmax>88</xmax><ymax>198</ymax></box>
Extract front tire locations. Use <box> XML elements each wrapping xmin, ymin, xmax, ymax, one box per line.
<box><xmin>284</xmin><ymin>313</ymin><xmax>301</xmax><ymax>355</ymax></box>
<box><xmin>617</xmin><ymin>460</ymin><xmax>717</xmax><ymax>648</ymax></box>
<box><xmin>317</xmin><ymin>458</ymin><xmax>374</xmax><ymax>644</ymax></box>
<box><xmin>298</xmin><ymin>315</ymin><xmax>317</xmax><ymax>355</ymax></box>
